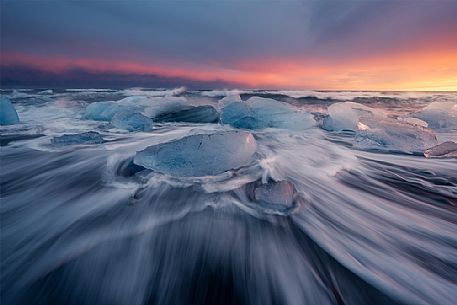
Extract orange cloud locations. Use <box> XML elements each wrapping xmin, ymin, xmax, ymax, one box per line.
<box><xmin>2</xmin><ymin>49</ymin><xmax>457</xmax><ymax>90</ymax></box>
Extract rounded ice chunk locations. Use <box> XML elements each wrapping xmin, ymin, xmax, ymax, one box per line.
<box><xmin>0</xmin><ymin>96</ymin><xmax>20</xmax><ymax>125</ymax></box>
<box><xmin>324</xmin><ymin>102</ymin><xmax>384</xmax><ymax>131</ymax></box>
<box><xmin>133</xmin><ymin>131</ymin><xmax>257</xmax><ymax>176</ymax></box>
<box><xmin>221</xmin><ymin>97</ymin><xmax>315</xmax><ymax>130</ymax></box>
<box><xmin>414</xmin><ymin>101</ymin><xmax>457</xmax><ymax>129</ymax></box>
<box><xmin>111</xmin><ymin>112</ymin><xmax>153</xmax><ymax>131</ymax></box>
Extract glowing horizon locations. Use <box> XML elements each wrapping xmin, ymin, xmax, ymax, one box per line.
<box><xmin>1</xmin><ymin>1</ymin><xmax>457</xmax><ymax>90</ymax></box>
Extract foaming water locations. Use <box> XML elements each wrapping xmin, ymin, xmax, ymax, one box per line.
<box><xmin>1</xmin><ymin>89</ymin><xmax>456</xmax><ymax>305</ymax></box>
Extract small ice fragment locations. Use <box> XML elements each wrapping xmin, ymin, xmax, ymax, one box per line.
<box><xmin>414</xmin><ymin>101</ymin><xmax>457</xmax><ymax>129</ymax></box>
<box><xmin>133</xmin><ymin>131</ymin><xmax>257</xmax><ymax>176</ymax></box>
<box><xmin>354</xmin><ymin>117</ymin><xmax>438</xmax><ymax>154</ymax></box>
<box><xmin>155</xmin><ymin>105</ymin><xmax>219</xmax><ymax>123</ymax></box>
<box><xmin>253</xmin><ymin>180</ymin><xmax>296</xmax><ymax>207</ymax></box>
<box><xmin>111</xmin><ymin>112</ymin><xmax>153</xmax><ymax>131</ymax></box>
<box><xmin>424</xmin><ymin>141</ymin><xmax>457</xmax><ymax>158</ymax></box>
<box><xmin>0</xmin><ymin>97</ymin><xmax>20</xmax><ymax>125</ymax></box>
<box><xmin>51</xmin><ymin>132</ymin><xmax>104</xmax><ymax>145</ymax></box>
<box><xmin>324</xmin><ymin>102</ymin><xmax>384</xmax><ymax>131</ymax></box>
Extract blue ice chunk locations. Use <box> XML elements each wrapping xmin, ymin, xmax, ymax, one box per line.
<box><xmin>133</xmin><ymin>131</ymin><xmax>257</xmax><ymax>176</ymax></box>
<box><xmin>51</xmin><ymin>132</ymin><xmax>104</xmax><ymax>145</ymax></box>
<box><xmin>414</xmin><ymin>102</ymin><xmax>457</xmax><ymax>130</ymax></box>
<box><xmin>84</xmin><ymin>102</ymin><xmax>129</xmax><ymax>121</ymax></box>
<box><xmin>324</xmin><ymin>102</ymin><xmax>384</xmax><ymax>131</ymax></box>
<box><xmin>111</xmin><ymin>112</ymin><xmax>153</xmax><ymax>131</ymax></box>
<box><xmin>155</xmin><ymin>105</ymin><xmax>219</xmax><ymax>123</ymax></box>
<box><xmin>221</xmin><ymin>97</ymin><xmax>315</xmax><ymax>130</ymax></box>
<box><xmin>0</xmin><ymin>97</ymin><xmax>20</xmax><ymax>125</ymax></box>
<box><xmin>353</xmin><ymin>117</ymin><xmax>438</xmax><ymax>154</ymax></box>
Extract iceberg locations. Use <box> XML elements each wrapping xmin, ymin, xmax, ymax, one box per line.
<box><xmin>134</xmin><ymin>131</ymin><xmax>257</xmax><ymax>176</ymax></box>
<box><xmin>323</xmin><ymin>102</ymin><xmax>384</xmax><ymax>131</ymax></box>
<box><xmin>354</xmin><ymin>117</ymin><xmax>438</xmax><ymax>154</ymax></box>
<box><xmin>154</xmin><ymin>105</ymin><xmax>219</xmax><ymax>123</ymax></box>
<box><xmin>51</xmin><ymin>132</ymin><xmax>104</xmax><ymax>145</ymax></box>
<box><xmin>221</xmin><ymin>97</ymin><xmax>315</xmax><ymax>130</ymax></box>
<box><xmin>111</xmin><ymin>112</ymin><xmax>153</xmax><ymax>131</ymax></box>
<box><xmin>424</xmin><ymin>141</ymin><xmax>457</xmax><ymax>158</ymax></box>
<box><xmin>0</xmin><ymin>97</ymin><xmax>20</xmax><ymax>125</ymax></box>
<box><xmin>414</xmin><ymin>101</ymin><xmax>457</xmax><ymax>129</ymax></box>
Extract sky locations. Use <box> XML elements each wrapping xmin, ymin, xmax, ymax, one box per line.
<box><xmin>1</xmin><ymin>0</ymin><xmax>457</xmax><ymax>90</ymax></box>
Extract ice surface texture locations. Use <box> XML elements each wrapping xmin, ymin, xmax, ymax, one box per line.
<box><xmin>354</xmin><ymin>117</ymin><xmax>437</xmax><ymax>154</ymax></box>
<box><xmin>221</xmin><ymin>97</ymin><xmax>315</xmax><ymax>130</ymax></box>
<box><xmin>111</xmin><ymin>112</ymin><xmax>153</xmax><ymax>131</ymax></box>
<box><xmin>0</xmin><ymin>97</ymin><xmax>20</xmax><ymax>125</ymax></box>
<box><xmin>414</xmin><ymin>101</ymin><xmax>457</xmax><ymax>129</ymax></box>
<box><xmin>424</xmin><ymin>141</ymin><xmax>457</xmax><ymax>158</ymax></box>
<box><xmin>134</xmin><ymin>131</ymin><xmax>257</xmax><ymax>176</ymax></box>
<box><xmin>155</xmin><ymin>105</ymin><xmax>219</xmax><ymax>123</ymax></box>
<box><xmin>323</xmin><ymin>102</ymin><xmax>384</xmax><ymax>131</ymax></box>
<box><xmin>84</xmin><ymin>102</ymin><xmax>132</xmax><ymax>121</ymax></box>
<box><xmin>51</xmin><ymin>132</ymin><xmax>104</xmax><ymax>145</ymax></box>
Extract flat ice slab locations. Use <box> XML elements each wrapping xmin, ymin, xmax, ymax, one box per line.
<box><xmin>134</xmin><ymin>131</ymin><xmax>257</xmax><ymax>176</ymax></box>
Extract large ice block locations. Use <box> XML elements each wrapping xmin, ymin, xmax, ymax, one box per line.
<box><xmin>424</xmin><ymin>141</ymin><xmax>457</xmax><ymax>158</ymax></box>
<box><xmin>0</xmin><ymin>97</ymin><xmax>20</xmax><ymax>125</ymax></box>
<box><xmin>221</xmin><ymin>97</ymin><xmax>315</xmax><ymax>130</ymax></box>
<box><xmin>133</xmin><ymin>131</ymin><xmax>257</xmax><ymax>176</ymax></box>
<box><xmin>323</xmin><ymin>102</ymin><xmax>384</xmax><ymax>131</ymax></box>
<box><xmin>354</xmin><ymin>117</ymin><xmax>438</xmax><ymax>154</ymax></box>
<box><xmin>414</xmin><ymin>101</ymin><xmax>457</xmax><ymax>129</ymax></box>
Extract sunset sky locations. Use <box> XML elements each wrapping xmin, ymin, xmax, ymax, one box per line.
<box><xmin>1</xmin><ymin>0</ymin><xmax>457</xmax><ymax>90</ymax></box>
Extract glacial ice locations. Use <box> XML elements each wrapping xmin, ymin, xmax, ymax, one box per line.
<box><xmin>111</xmin><ymin>112</ymin><xmax>153</xmax><ymax>131</ymax></box>
<box><xmin>84</xmin><ymin>102</ymin><xmax>133</xmax><ymax>121</ymax></box>
<box><xmin>424</xmin><ymin>141</ymin><xmax>457</xmax><ymax>158</ymax></box>
<box><xmin>414</xmin><ymin>101</ymin><xmax>457</xmax><ymax>129</ymax></box>
<box><xmin>51</xmin><ymin>132</ymin><xmax>104</xmax><ymax>145</ymax></box>
<box><xmin>251</xmin><ymin>180</ymin><xmax>296</xmax><ymax>207</ymax></box>
<box><xmin>353</xmin><ymin>117</ymin><xmax>438</xmax><ymax>154</ymax></box>
<box><xmin>221</xmin><ymin>97</ymin><xmax>315</xmax><ymax>130</ymax></box>
<box><xmin>142</xmin><ymin>97</ymin><xmax>189</xmax><ymax>118</ymax></box>
<box><xmin>323</xmin><ymin>102</ymin><xmax>384</xmax><ymax>131</ymax></box>
<box><xmin>155</xmin><ymin>105</ymin><xmax>219</xmax><ymax>123</ymax></box>
<box><xmin>0</xmin><ymin>97</ymin><xmax>20</xmax><ymax>125</ymax></box>
<box><xmin>134</xmin><ymin>131</ymin><xmax>257</xmax><ymax>176</ymax></box>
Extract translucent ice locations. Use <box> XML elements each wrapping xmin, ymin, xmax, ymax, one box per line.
<box><xmin>134</xmin><ymin>131</ymin><xmax>257</xmax><ymax>176</ymax></box>
<box><xmin>51</xmin><ymin>132</ymin><xmax>104</xmax><ymax>145</ymax></box>
<box><xmin>414</xmin><ymin>101</ymin><xmax>457</xmax><ymax>129</ymax></box>
<box><xmin>323</xmin><ymin>102</ymin><xmax>384</xmax><ymax>131</ymax></box>
<box><xmin>251</xmin><ymin>180</ymin><xmax>296</xmax><ymax>207</ymax></box>
<box><xmin>0</xmin><ymin>97</ymin><xmax>20</xmax><ymax>125</ymax></box>
<box><xmin>424</xmin><ymin>141</ymin><xmax>457</xmax><ymax>158</ymax></box>
<box><xmin>155</xmin><ymin>105</ymin><xmax>219</xmax><ymax>123</ymax></box>
<box><xmin>221</xmin><ymin>97</ymin><xmax>315</xmax><ymax>130</ymax></box>
<box><xmin>354</xmin><ymin>117</ymin><xmax>438</xmax><ymax>154</ymax></box>
<box><xmin>111</xmin><ymin>112</ymin><xmax>153</xmax><ymax>131</ymax></box>
<box><xmin>84</xmin><ymin>102</ymin><xmax>132</xmax><ymax>121</ymax></box>
<box><xmin>142</xmin><ymin>97</ymin><xmax>189</xmax><ymax>118</ymax></box>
